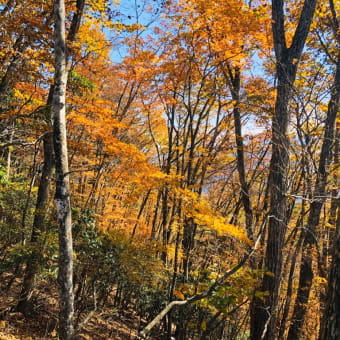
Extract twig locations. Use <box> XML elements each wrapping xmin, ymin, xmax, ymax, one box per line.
<box><xmin>71</xmin><ymin>282</ymin><xmax>97</xmax><ymax>339</ymax></box>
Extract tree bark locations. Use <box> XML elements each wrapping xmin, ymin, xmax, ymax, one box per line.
<box><xmin>53</xmin><ymin>0</ymin><xmax>74</xmax><ymax>338</ymax></box>
<box><xmin>319</xmin><ymin>201</ymin><xmax>340</xmax><ymax>340</ymax></box>
<box><xmin>17</xmin><ymin>132</ymin><xmax>54</xmax><ymax>315</ymax></box>
<box><xmin>288</xmin><ymin>43</ymin><xmax>340</xmax><ymax>340</ymax></box>
<box><xmin>250</xmin><ymin>1</ymin><xmax>317</xmax><ymax>339</ymax></box>
<box><xmin>6</xmin><ymin>128</ymin><xmax>14</xmax><ymax>179</ymax></box>
<box><xmin>225</xmin><ymin>66</ymin><xmax>254</xmax><ymax>240</ymax></box>
<box><xmin>16</xmin><ymin>0</ymin><xmax>85</xmax><ymax>319</ymax></box>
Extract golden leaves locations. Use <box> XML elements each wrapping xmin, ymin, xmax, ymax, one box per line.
<box><xmin>173</xmin><ymin>290</ymin><xmax>185</xmax><ymax>300</ymax></box>
<box><xmin>173</xmin><ymin>187</ymin><xmax>250</xmax><ymax>244</ymax></box>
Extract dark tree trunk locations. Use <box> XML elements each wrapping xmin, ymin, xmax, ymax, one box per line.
<box><xmin>288</xmin><ymin>44</ymin><xmax>340</xmax><ymax>340</ymax></box>
<box><xmin>227</xmin><ymin>66</ymin><xmax>254</xmax><ymax>240</ymax></box>
<box><xmin>318</xmin><ymin>6</ymin><xmax>340</xmax><ymax>332</ymax></box>
<box><xmin>150</xmin><ymin>190</ymin><xmax>161</xmax><ymax>239</ymax></box>
<box><xmin>17</xmin><ymin>132</ymin><xmax>54</xmax><ymax>315</ymax></box>
<box><xmin>250</xmin><ymin>1</ymin><xmax>317</xmax><ymax>339</ymax></box>
<box><xmin>319</xmin><ymin>204</ymin><xmax>340</xmax><ymax>340</ymax></box>
<box><xmin>278</xmin><ymin>216</ymin><xmax>304</xmax><ymax>339</ymax></box>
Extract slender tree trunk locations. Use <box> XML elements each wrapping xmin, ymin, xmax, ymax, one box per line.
<box><xmin>250</xmin><ymin>1</ymin><xmax>317</xmax><ymax>338</ymax></box>
<box><xmin>288</xmin><ymin>47</ymin><xmax>340</xmax><ymax>340</ymax></box>
<box><xmin>6</xmin><ymin>128</ymin><xmax>14</xmax><ymax>179</ymax></box>
<box><xmin>161</xmin><ymin>188</ymin><xmax>169</xmax><ymax>264</ymax></box>
<box><xmin>53</xmin><ymin>0</ymin><xmax>74</xmax><ymax>338</ymax></box>
<box><xmin>278</xmin><ymin>217</ymin><xmax>304</xmax><ymax>339</ymax></box>
<box><xmin>131</xmin><ymin>189</ymin><xmax>151</xmax><ymax>237</ymax></box>
<box><xmin>226</xmin><ymin>66</ymin><xmax>254</xmax><ymax>240</ymax></box>
<box><xmin>17</xmin><ymin>132</ymin><xmax>54</xmax><ymax>315</ymax></box>
<box><xmin>21</xmin><ymin>142</ymin><xmax>40</xmax><ymax>245</ymax></box>
<box><xmin>327</xmin><ymin>130</ymin><xmax>339</xmax><ymax>251</ymax></box>
<box><xmin>319</xmin><ymin>202</ymin><xmax>340</xmax><ymax>340</ymax></box>
<box><xmin>150</xmin><ymin>190</ymin><xmax>161</xmax><ymax>239</ymax></box>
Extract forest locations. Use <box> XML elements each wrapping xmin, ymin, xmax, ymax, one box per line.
<box><xmin>0</xmin><ymin>0</ymin><xmax>339</xmax><ymax>339</ymax></box>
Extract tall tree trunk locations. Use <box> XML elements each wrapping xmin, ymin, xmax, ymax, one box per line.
<box><xmin>225</xmin><ymin>66</ymin><xmax>254</xmax><ymax>240</ymax></box>
<box><xmin>288</xmin><ymin>46</ymin><xmax>340</xmax><ymax>340</ymax></box>
<box><xmin>17</xmin><ymin>132</ymin><xmax>54</xmax><ymax>315</ymax></box>
<box><xmin>150</xmin><ymin>190</ymin><xmax>161</xmax><ymax>240</ymax></box>
<box><xmin>278</xmin><ymin>215</ymin><xmax>304</xmax><ymax>339</ymax></box>
<box><xmin>131</xmin><ymin>189</ymin><xmax>151</xmax><ymax>237</ymax></box>
<box><xmin>319</xmin><ymin>201</ymin><xmax>340</xmax><ymax>340</ymax></box>
<box><xmin>250</xmin><ymin>1</ymin><xmax>317</xmax><ymax>339</ymax></box>
<box><xmin>16</xmin><ymin>0</ymin><xmax>85</xmax><ymax>317</ymax></box>
<box><xmin>53</xmin><ymin>0</ymin><xmax>74</xmax><ymax>338</ymax></box>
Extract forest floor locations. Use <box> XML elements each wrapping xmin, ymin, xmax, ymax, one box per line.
<box><xmin>0</xmin><ymin>273</ymin><xmax>141</xmax><ymax>339</ymax></box>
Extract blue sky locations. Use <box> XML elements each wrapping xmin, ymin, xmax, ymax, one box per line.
<box><xmin>107</xmin><ymin>0</ymin><xmax>164</xmax><ymax>63</ymax></box>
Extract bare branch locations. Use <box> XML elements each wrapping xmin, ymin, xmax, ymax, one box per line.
<box><xmin>136</xmin><ymin>216</ymin><xmax>267</xmax><ymax>339</ymax></box>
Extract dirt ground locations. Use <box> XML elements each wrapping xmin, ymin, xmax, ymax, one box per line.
<box><xmin>0</xmin><ymin>273</ymin><xmax>140</xmax><ymax>339</ymax></box>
